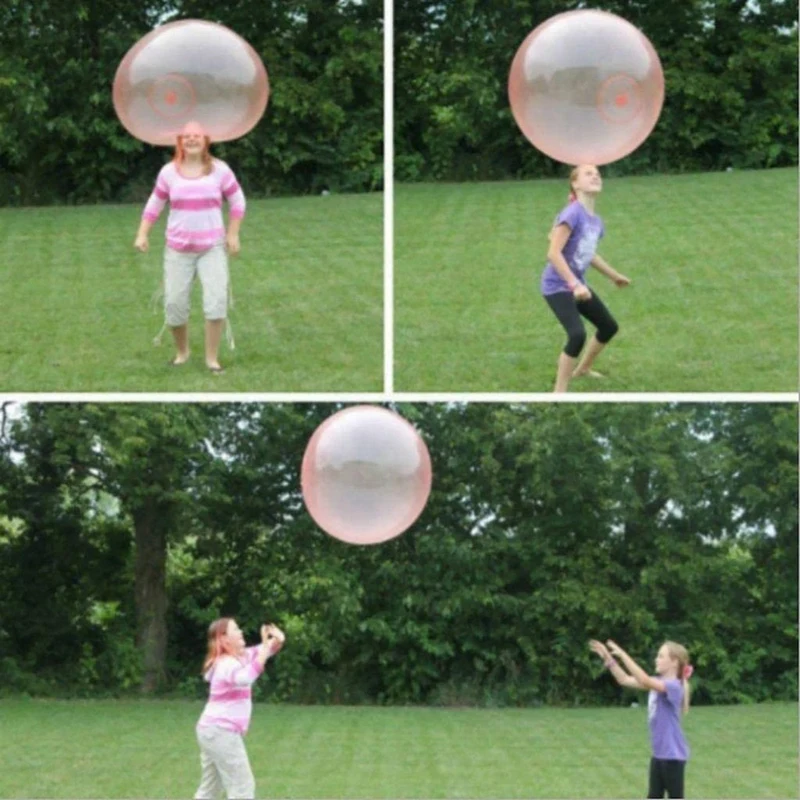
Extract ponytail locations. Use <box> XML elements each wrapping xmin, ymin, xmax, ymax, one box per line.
<box><xmin>665</xmin><ymin>641</ymin><xmax>692</xmax><ymax>715</ymax></box>
<box><xmin>567</xmin><ymin>166</ymin><xmax>580</xmax><ymax>202</ymax></box>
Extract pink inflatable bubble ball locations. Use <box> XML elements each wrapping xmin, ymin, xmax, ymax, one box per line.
<box><xmin>113</xmin><ymin>19</ymin><xmax>269</xmax><ymax>146</ymax></box>
<box><xmin>301</xmin><ymin>406</ymin><xmax>433</xmax><ymax>546</ymax></box>
<box><xmin>508</xmin><ymin>10</ymin><xmax>664</xmax><ymax>165</ymax></box>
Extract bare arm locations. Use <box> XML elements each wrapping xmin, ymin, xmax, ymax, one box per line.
<box><xmin>548</xmin><ymin>224</ymin><xmax>592</xmax><ymax>299</ymax></box>
<box><xmin>607</xmin><ymin>640</ymin><xmax>666</xmax><ymax>693</ymax></box>
<box><xmin>589</xmin><ymin>639</ymin><xmax>644</xmax><ymax>689</ymax></box>
<box><xmin>227</xmin><ymin>216</ymin><xmax>242</xmax><ymax>237</ymax></box>
<box><xmin>607</xmin><ymin>660</ymin><xmax>645</xmax><ymax>689</ymax></box>
<box><xmin>548</xmin><ymin>223</ymin><xmax>579</xmax><ymax>288</ymax></box>
<box><xmin>136</xmin><ymin>219</ymin><xmax>153</xmax><ymax>238</ymax></box>
<box><xmin>590</xmin><ymin>253</ymin><xmax>617</xmax><ymax>279</ymax></box>
<box><xmin>134</xmin><ymin>219</ymin><xmax>153</xmax><ymax>252</ymax></box>
<box><xmin>590</xmin><ymin>253</ymin><xmax>630</xmax><ymax>286</ymax></box>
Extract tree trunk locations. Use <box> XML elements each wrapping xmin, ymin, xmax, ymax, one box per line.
<box><xmin>133</xmin><ymin>497</ymin><xmax>168</xmax><ymax>694</ymax></box>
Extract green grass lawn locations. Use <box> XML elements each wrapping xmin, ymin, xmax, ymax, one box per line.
<box><xmin>395</xmin><ymin>168</ymin><xmax>798</xmax><ymax>393</ymax></box>
<box><xmin>0</xmin><ymin>193</ymin><xmax>382</xmax><ymax>392</ymax></box>
<box><xmin>0</xmin><ymin>699</ymin><xmax>795</xmax><ymax>798</ymax></box>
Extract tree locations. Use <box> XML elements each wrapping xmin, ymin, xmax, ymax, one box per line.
<box><xmin>1</xmin><ymin>402</ymin><xmax>796</xmax><ymax>705</ymax></box>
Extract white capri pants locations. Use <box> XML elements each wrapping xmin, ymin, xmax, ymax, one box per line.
<box><xmin>164</xmin><ymin>244</ymin><xmax>229</xmax><ymax>326</ymax></box>
<box><xmin>194</xmin><ymin>725</ymin><xmax>255</xmax><ymax>800</ymax></box>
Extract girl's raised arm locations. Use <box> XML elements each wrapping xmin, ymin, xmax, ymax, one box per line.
<box><xmin>590</xmin><ymin>639</ymin><xmax>644</xmax><ymax>689</ymax></box>
<box><xmin>607</xmin><ymin>640</ymin><xmax>667</xmax><ymax>693</ymax></box>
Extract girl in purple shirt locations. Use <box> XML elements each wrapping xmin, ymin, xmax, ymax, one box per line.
<box><xmin>542</xmin><ymin>165</ymin><xmax>631</xmax><ymax>392</ymax></box>
<box><xmin>590</xmin><ymin>638</ymin><xmax>692</xmax><ymax>799</ymax></box>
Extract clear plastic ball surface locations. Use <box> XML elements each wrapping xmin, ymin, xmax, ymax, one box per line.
<box><xmin>113</xmin><ymin>19</ymin><xmax>269</xmax><ymax>146</ymax></box>
<box><xmin>301</xmin><ymin>406</ymin><xmax>433</xmax><ymax>546</ymax></box>
<box><xmin>509</xmin><ymin>10</ymin><xmax>664</xmax><ymax>165</ymax></box>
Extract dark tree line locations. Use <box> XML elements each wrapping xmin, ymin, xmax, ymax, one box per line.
<box><xmin>395</xmin><ymin>0</ymin><xmax>798</xmax><ymax>181</ymax></box>
<box><xmin>1</xmin><ymin>0</ymin><xmax>382</xmax><ymax>204</ymax></box>
<box><xmin>0</xmin><ymin>402</ymin><xmax>796</xmax><ymax>706</ymax></box>
<box><xmin>2</xmin><ymin>0</ymin><xmax>796</xmax><ymax>205</ymax></box>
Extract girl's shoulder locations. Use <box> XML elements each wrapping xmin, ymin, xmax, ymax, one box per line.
<box><xmin>556</xmin><ymin>201</ymin><xmax>585</xmax><ymax>226</ymax></box>
<box><xmin>157</xmin><ymin>161</ymin><xmax>178</xmax><ymax>181</ymax></box>
<box><xmin>211</xmin><ymin>158</ymin><xmax>234</xmax><ymax>176</ymax></box>
<box><xmin>206</xmin><ymin>652</ymin><xmax>245</xmax><ymax>678</ymax></box>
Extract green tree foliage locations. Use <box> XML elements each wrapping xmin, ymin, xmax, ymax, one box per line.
<box><xmin>0</xmin><ymin>402</ymin><xmax>796</xmax><ymax>705</ymax></box>
<box><xmin>0</xmin><ymin>0</ymin><xmax>382</xmax><ymax>204</ymax></box>
<box><xmin>395</xmin><ymin>0</ymin><xmax>798</xmax><ymax>181</ymax></box>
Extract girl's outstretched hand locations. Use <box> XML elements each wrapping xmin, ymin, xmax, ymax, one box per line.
<box><xmin>589</xmin><ymin>639</ymin><xmax>610</xmax><ymax>660</ymax></box>
<box><xmin>134</xmin><ymin>234</ymin><xmax>149</xmax><ymax>253</ymax></box>
<box><xmin>613</xmin><ymin>273</ymin><xmax>631</xmax><ymax>288</ymax></box>
<box><xmin>606</xmin><ymin>639</ymin><xmax>624</xmax><ymax>657</ymax></box>
<box><xmin>263</xmin><ymin>623</ymin><xmax>286</xmax><ymax>654</ymax></box>
<box><xmin>266</xmin><ymin>624</ymin><xmax>286</xmax><ymax>642</ymax></box>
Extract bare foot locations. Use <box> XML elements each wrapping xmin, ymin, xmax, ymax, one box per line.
<box><xmin>206</xmin><ymin>361</ymin><xmax>225</xmax><ymax>374</ymax></box>
<box><xmin>169</xmin><ymin>352</ymin><xmax>190</xmax><ymax>366</ymax></box>
<box><xmin>572</xmin><ymin>368</ymin><xmax>605</xmax><ymax>379</ymax></box>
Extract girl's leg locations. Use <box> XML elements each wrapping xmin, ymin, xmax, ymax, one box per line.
<box><xmin>543</xmin><ymin>293</ymin><xmax>587</xmax><ymax>393</ymax></box>
<box><xmin>194</xmin><ymin>730</ymin><xmax>224</xmax><ymax>800</ymax></box>
<box><xmin>171</xmin><ymin>324</ymin><xmax>190</xmax><ymax>364</ymax></box>
<box><xmin>164</xmin><ymin>247</ymin><xmax>196</xmax><ymax>364</ymax></box>
<box><xmin>212</xmin><ymin>729</ymin><xmax>256</xmax><ymax>800</ymax></box>
<box><xmin>197</xmin><ymin>245</ymin><xmax>229</xmax><ymax>371</ymax></box>
<box><xmin>204</xmin><ymin>320</ymin><xmax>225</xmax><ymax>371</ymax></box>
<box><xmin>647</xmin><ymin>757</ymin><xmax>666</xmax><ymax>798</ymax></box>
<box><xmin>572</xmin><ymin>335</ymin><xmax>605</xmax><ymax>377</ymax></box>
<box><xmin>573</xmin><ymin>290</ymin><xmax>619</xmax><ymax>377</ymax></box>
<box><xmin>664</xmin><ymin>760</ymin><xmax>685</xmax><ymax>798</ymax></box>
<box><xmin>555</xmin><ymin>352</ymin><xmax>578</xmax><ymax>393</ymax></box>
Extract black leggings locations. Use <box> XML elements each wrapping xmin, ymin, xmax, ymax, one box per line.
<box><xmin>544</xmin><ymin>289</ymin><xmax>619</xmax><ymax>357</ymax></box>
<box><xmin>648</xmin><ymin>757</ymin><xmax>686</xmax><ymax>798</ymax></box>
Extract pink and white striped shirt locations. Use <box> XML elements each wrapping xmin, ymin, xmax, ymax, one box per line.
<box><xmin>142</xmin><ymin>159</ymin><xmax>246</xmax><ymax>253</ymax></box>
<box><xmin>197</xmin><ymin>647</ymin><xmax>265</xmax><ymax>735</ymax></box>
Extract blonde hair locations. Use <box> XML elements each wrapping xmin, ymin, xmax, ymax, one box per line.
<box><xmin>567</xmin><ymin>165</ymin><xmax>580</xmax><ymax>202</ymax></box>
<box><xmin>548</xmin><ymin>165</ymin><xmax>581</xmax><ymax>242</ymax></box>
<box><xmin>202</xmin><ymin>617</ymin><xmax>235</xmax><ymax>674</ymax></box>
<box><xmin>664</xmin><ymin>640</ymin><xmax>691</xmax><ymax>715</ymax></box>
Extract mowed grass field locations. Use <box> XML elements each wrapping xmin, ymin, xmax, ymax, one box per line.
<box><xmin>0</xmin><ymin>192</ymin><xmax>382</xmax><ymax>392</ymax></box>
<box><xmin>395</xmin><ymin>168</ymin><xmax>798</xmax><ymax>393</ymax></box>
<box><xmin>0</xmin><ymin>699</ymin><xmax>796</xmax><ymax>798</ymax></box>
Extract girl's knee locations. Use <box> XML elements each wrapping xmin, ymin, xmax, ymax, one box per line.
<box><xmin>599</xmin><ymin>319</ymin><xmax>619</xmax><ymax>343</ymax></box>
<box><xmin>565</xmin><ymin>327</ymin><xmax>587</xmax><ymax>357</ymax></box>
<box><xmin>165</xmin><ymin>302</ymin><xmax>190</xmax><ymax>327</ymax></box>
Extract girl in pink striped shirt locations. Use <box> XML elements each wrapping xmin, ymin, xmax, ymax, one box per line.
<box><xmin>195</xmin><ymin>618</ymin><xmax>285</xmax><ymax>800</ymax></box>
<box><xmin>135</xmin><ymin>122</ymin><xmax>246</xmax><ymax>374</ymax></box>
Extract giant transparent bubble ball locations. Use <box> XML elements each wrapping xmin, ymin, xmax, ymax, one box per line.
<box><xmin>113</xmin><ymin>19</ymin><xmax>269</xmax><ymax>146</ymax></box>
<box><xmin>301</xmin><ymin>406</ymin><xmax>433</xmax><ymax>546</ymax></box>
<box><xmin>508</xmin><ymin>10</ymin><xmax>664</xmax><ymax>165</ymax></box>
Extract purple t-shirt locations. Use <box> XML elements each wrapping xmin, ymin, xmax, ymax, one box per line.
<box><xmin>648</xmin><ymin>678</ymin><xmax>689</xmax><ymax>761</ymax></box>
<box><xmin>540</xmin><ymin>201</ymin><xmax>605</xmax><ymax>296</ymax></box>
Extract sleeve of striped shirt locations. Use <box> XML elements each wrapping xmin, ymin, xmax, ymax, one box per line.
<box><xmin>220</xmin><ymin>163</ymin><xmax>246</xmax><ymax>219</ymax></box>
<box><xmin>215</xmin><ymin>649</ymin><xmax>264</xmax><ymax>688</ymax></box>
<box><xmin>142</xmin><ymin>166</ymin><xmax>170</xmax><ymax>222</ymax></box>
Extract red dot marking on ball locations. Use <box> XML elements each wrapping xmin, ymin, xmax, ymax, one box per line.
<box><xmin>615</xmin><ymin>94</ymin><xmax>629</xmax><ymax>107</ymax></box>
<box><xmin>165</xmin><ymin>91</ymin><xmax>178</xmax><ymax>105</ymax></box>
